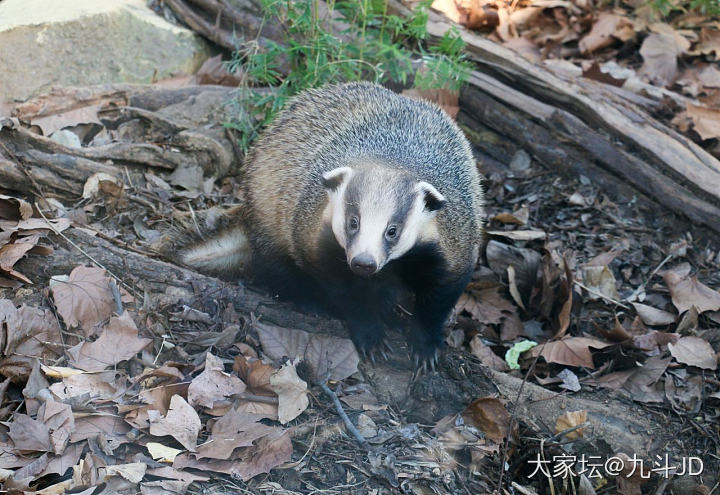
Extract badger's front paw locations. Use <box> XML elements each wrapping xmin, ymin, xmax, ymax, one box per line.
<box><xmin>349</xmin><ymin>322</ymin><xmax>393</xmax><ymax>364</ymax></box>
<box><xmin>408</xmin><ymin>332</ymin><xmax>443</xmax><ymax>374</ymax></box>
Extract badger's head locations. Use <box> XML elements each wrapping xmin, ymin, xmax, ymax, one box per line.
<box><xmin>322</xmin><ymin>164</ymin><xmax>446</xmax><ymax>277</ymax></box>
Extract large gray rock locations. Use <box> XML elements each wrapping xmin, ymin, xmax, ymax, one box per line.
<box><xmin>0</xmin><ymin>0</ymin><xmax>213</xmax><ymax>103</ymax></box>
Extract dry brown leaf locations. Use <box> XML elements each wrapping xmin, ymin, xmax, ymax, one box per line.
<box><xmin>492</xmin><ymin>212</ymin><xmax>525</xmax><ymax>225</ymax></box>
<box><xmin>622</xmin><ymin>356</ymin><xmax>670</xmax><ymax>403</ymax></box>
<box><xmin>686</xmin><ymin>104</ymin><xmax>720</xmax><ymax>141</ymax></box>
<box><xmin>639</xmin><ymin>25</ymin><xmax>691</xmax><ymax>85</ymax></box>
<box><xmin>532</xmin><ymin>337</ymin><xmax>614</xmax><ymax>369</ymax></box>
<box><xmin>632</xmin><ymin>329</ymin><xmax>679</xmax><ymax>353</ymax></box>
<box><xmin>668</xmin><ymin>336</ymin><xmax>717</xmax><ymax>370</ymax></box>
<box><xmin>554</xmin><ymin>410</ymin><xmax>587</xmax><ymax>440</ymax></box>
<box><xmin>698</xmin><ymin>64</ymin><xmax>720</xmax><ymax>88</ymax></box>
<box><xmin>39</xmin><ymin>400</ymin><xmax>74</xmax><ymax>455</ymax></box>
<box><xmin>632</xmin><ymin>302</ymin><xmax>676</xmax><ymax>326</ymax></box>
<box><xmin>7</xmin><ymin>414</ymin><xmax>52</xmax><ymax>453</ymax></box>
<box><xmin>456</xmin><ymin>285</ymin><xmax>517</xmax><ymax>326</ymax></box>
<box><xmin>71</xmin><ymin>412</ymin><xmax>132</xmax><ymax>444</ymax></box>
<box><xmin>145</xmin><ymin>466</ymin><xmax>210</xmax><ymax>483</ymax></box>
<box><xmin>146</xmin><ymin>442</ymin><xmax>183</xmax><ymax>463</ymax></box>
<box><xmin>148</xmin><ymin>395</ymin><xmax>201</xmax><ymax>452</ymax></box>
<box><xmin>0</xmin><ymin>194</ymin><xmax>33</xmax><ymax>221</ymax></box>
<box><xmin>22</xmin><ymin>360</ymin><xmax>49</xmax><ymax>416</ymax></box>
<box><xmin>462</xmin><ymin>0</ymin><xmax>499</xmax><ymax>31</ymax></box>
<box><xmin>174</xmin><ymin>428</ymin><xmax>292</xmax><ymax>481</ymax></box>
<box><xmin>583</xmin><ymin>249</ymin><xmax>622</xmax><ymax>268</ymax></box>
<box><xmin>41</xmin><ymin>441</ymin><xmax>86</xmax><ymax>478</ymax></box>
<box><xmin>553</xmin><ymin>258</ymin><xmax>574</xmax><ymax>339</ymax></box>
<box><xmin>233</xmin><ymin>355</ymin><xmax>276</xmax><ymax>397</ymax></box>
<box><xmin>103</xmin><ymin>463</ymin><xmax>147</xmax><ymax>484</ymax></box>
<box><xmin>51</xmin><ymin>266</ymin><xmax>116</xmax><ymax>336</ymax></box>
<box><xmin>66</xmin><ymin>312</ymin><xmax>151</xmax><ymax>371</ymax></box>
<box><xmin>0</xmin><ymin>302</ymin><xmax>63</xmax><ymax>382</ymax></box>
<box><xmin>663</xmin><ymin>271</ymin><xmax>720</xmax><ymax>314</ymax></box>
<box><xmin>196</xmin><ymin>408</ymin><xmax>276</xmax><ymax>460</ymax></box>
<box><xmin>0</xmin><ymin>241</ymin><xmax>35</xmax><ymax>283</ymax></box>
<box><xmin>188</xmin><ymin>352</ymin><xmax>246</xmax><ymax>409</ymax></box>
<box><xmin>469</xmin><ymin>336</ymin><xmax>509</xmax><ymax>371</ymax></box>
<box><xmin>52</xmin><ymin>371</ymin><xmax>126</xmax><ymax>402</ymax></box>
<box><xmin>257</xmin><ymin>322</ymin><xmax>359</xmax><ymax>382</ymax></box>
<box><xmin>581</xmin><ymin>265</ymin><xmax>619</xmax><ymax>301</ymax></box>
<box><xmin>230</xmin><ymin>428</ymin><xmax>293</xmax><ymax>481</ymax></box>
<box><xmin>269</xmin><ymin>361</ymin><xmax>309</xmax><ymax>424</ymax></box>
<box><xmin>689</xmin><ymin>27</ymin><xmax>720</xmax><ymax>60</ymax></box>
<box><xmin>578</xmin><ymin>13</ymin><xmax>635</xmax><ymax>54</ymax></box>
<box><xmin>11</xmin><ymin>452</ymin><xmax>50</xmax><ymax>483</ymax></box>
<box><xmin>461</xmin><ymin>397</ymin><xmax>515</xmax><ymax>444</ymax></box>
<box><xmin>665</xmin><ymin>374</ymin><xmax>702</xmax><ymax>414</ymax></box>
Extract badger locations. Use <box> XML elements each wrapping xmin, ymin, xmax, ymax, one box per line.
<box><xmin>180</xmin><ymin>82</ymin><xmax>484</xmax><ymax>369</ymax></box>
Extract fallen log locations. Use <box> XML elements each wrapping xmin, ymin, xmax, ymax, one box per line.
<box><xmin>385</xmin><ymin>1</ymin><xmax>720</xmax><ymax>235</ymax></box>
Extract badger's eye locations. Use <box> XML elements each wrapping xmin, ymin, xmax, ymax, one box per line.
<box><xmin>385</xmin><ymin>225</ymin><xmax>398</xmax><ymax>239</ymax></box>
<box><xmin>348</xmin><ymin>216</ymin><xmax>359</xmax><ymax>231</ymax></box>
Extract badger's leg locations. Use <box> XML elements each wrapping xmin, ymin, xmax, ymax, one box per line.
<box><xmin>327</xmin><ymin>279</ymin><xmax>400</xmax><ymax>359</ymax></box>
<box><xmin>407</xmin><ymin>269</ymin><xmax>473</xmax><ymax>370</ymax></box>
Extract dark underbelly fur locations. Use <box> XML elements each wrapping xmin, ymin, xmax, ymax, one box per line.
<box><xmin>248</xmin><ymin>229</ymin><xmax>472</xmax><ymax>364</ymax></box>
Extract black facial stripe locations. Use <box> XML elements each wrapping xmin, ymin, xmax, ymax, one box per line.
<box><xmin>345</xmin><ymin>204</ymin><xmax>360</xmax><ymax>242</ymax></box>
<box><xmin>345</xmin><ymin>179</ymin><xmax>362</xmax><ymax>207</ymax></box>
<box><xmin>388</xmin><ymin>191</ymin><xmax>415</xmax><ymax>238</ymax></box>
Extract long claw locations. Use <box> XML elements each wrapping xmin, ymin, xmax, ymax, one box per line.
<box><xmin>383</xmin><ymin>340</ymin><xmax>395</xmax><ymax>354</ymax></box>
<box><xmin>369</xmin><ymin>351</ymin><xmax>377</xmax><ymax>365</ymax></box>
<box><xmin>380</xmin><ymin>348</ymin><xmax>389</xmax><ymax>361</ymax></box>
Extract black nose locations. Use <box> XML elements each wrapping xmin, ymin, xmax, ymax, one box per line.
<box><xmin>350</xmin><ymin>254</ymin><xmax>377</xmax><ymax>276</ymax></box>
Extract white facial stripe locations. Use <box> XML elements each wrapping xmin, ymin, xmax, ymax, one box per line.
<box><xmin>348</xmin><ymin>197</ymin><xmax>395</xmax><ymax>267</ymax></box>
<box><xmin>324</xmin><ymin>167</ymin><xmax>354</xmax><ymax>249</ymax></box>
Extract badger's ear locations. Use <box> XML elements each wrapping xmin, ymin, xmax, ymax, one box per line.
<box><xmin>416</xmin><ymin>181</ymin><xmax>446</xmax><ymax>212</ymax></box>
<box><xmin>322</xmin><ymin>167</ymin><xmax>353</xmax><ymax>191</ymax></box>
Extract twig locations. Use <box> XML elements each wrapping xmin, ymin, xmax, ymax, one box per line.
<box><xmin>573</xmin><ymin>280</ymin><xmax>631</xmax><ymax>310</ymax></box>
<box><xmin>497</xmin><ymin>343</ymin><xmax>544</xmax><ymax>491</ymax></box>
<box><xmin>234</xmin><ymin>392</ymin><xmax>279</xmax><ymax>405</ymax></box>
<box><xmin>625</xmin><ymin>253</ymin><xmax>673</xmax><ymax>303</ymax></box>
<box><xmin>318</xmin><ymin>380</ymin><xmax>370</xmax><ymax>450</ymax></box>
<box><xmin>511</xmin><ymin>482</ymin><xmax>539</xmax><ymax>495</ymax></box>
<box><xmin>546</xmin><ymin>422</ymin><xmax>588</xmax><ymax>443</ymax></box>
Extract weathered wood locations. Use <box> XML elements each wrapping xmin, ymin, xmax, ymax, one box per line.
<box><xmin>16</xmin><ymin>227</ymin><xmax>344</xmax><ymax>335</ymax></box>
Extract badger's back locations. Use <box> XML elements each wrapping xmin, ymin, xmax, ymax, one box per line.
<box><xmin>243</xmin><ymin>82</ymin><xmax>483</xmax><ymax>267</ymax></box>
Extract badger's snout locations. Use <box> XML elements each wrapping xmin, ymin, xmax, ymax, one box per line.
<box><xmin>350</xmin><ymin>253</ymin><xmax>377</xmax><ymax>277</ymax></box>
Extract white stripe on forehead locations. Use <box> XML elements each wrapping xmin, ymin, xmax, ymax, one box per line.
<box><xmin>349</xmin><ymin>187</ymin><xmax>397</xmax><ymax>262</ymax></box>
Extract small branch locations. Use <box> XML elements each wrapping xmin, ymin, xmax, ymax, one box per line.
<box><xmin>318</xmin><ymin>381</ymin><xmax>370</xmax><ymax>450</ymax></box>
<box><xmin>573</xmin><ymin>280</ymin><xmax>631</xmax><ymax>310</ymax></box>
